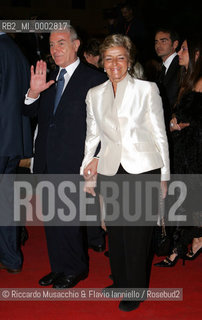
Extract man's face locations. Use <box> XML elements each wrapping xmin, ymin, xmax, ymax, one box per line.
<box><xmin>121</xmin><ymin>7</ymin><xmax>133</xmax><ymax>22</ymax></box>
<box><xmin>155</xmin><ymin>31</ymin><xmax>178</xmax><ymax>61</ymax></box>
<box><xmin>49</xmin><ymin>32</ymin><xmax>80</xmax><ymax>68</ymax></box>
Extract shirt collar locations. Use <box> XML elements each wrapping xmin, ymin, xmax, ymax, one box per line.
<box><xmin>57</xmin><ymin>58</ymin><xmax>80</xmax><ymax>79</ymax></box>
<box><xmin>163</xmin><ymin>52</ymin><xmax>177</xmax><ymax>73</ymax></box>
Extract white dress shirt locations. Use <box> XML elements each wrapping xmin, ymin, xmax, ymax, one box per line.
<box><xmin>163</xmin><ymin>52</ymin><xmax>177</xmax><ymax>74</ymax></box>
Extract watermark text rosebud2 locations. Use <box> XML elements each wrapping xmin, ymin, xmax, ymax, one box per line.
<box><xmin>7</xmin><ymin>174</ymin><xmax>198</xmax><ymax>227</ymax></box>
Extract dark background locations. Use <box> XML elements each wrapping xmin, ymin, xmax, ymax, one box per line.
<box><xmin>0</xmin><ymin>0</ymin><xmax>200</xmax><ymax>36</ymax></box>
<box><xmin>0</xmin><ymin>0</ymin><xmax>200</xmax><ymax>64</ymax></box>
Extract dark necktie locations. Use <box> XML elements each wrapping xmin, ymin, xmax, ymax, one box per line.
<box><xmin>53</xmin><ymin>68</ymin><xmax>67</xmax><ymax>114</ymax></box>
<box><xmin>159</xmin><ymin>64</ymin><xmax>166</xmax><ymax>83</ymax></box>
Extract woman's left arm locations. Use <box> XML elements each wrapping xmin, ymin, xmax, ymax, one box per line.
<box><xmin>147</xmin><ymin>82</ymin><xmax>170</xmax><ymax>182</ymax></box>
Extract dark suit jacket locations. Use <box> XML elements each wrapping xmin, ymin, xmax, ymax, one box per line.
<box><xmin>156</xmin><ymin>55</ymin><xmax>180</xmax><ymax>172</ymax></box>
<box><xmin>23</xmin><ymin>62</ymin><xmax>107</xmax><ymax>173</ymax></box>
<box><xmin>0</xmin><ymin>34</ymin><xmax>32</xmax><ymax>158</ymax></box>
<box><xmin>162</xmin><ymin>55</ymin><xmax>180</xmax><ymax>110</ymax></box>
<box><xmin>157</xmin><ymin>55</ymin><xmax>180</xmax><ymax>132</ymax></box>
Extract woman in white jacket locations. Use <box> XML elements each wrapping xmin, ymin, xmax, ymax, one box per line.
<box><xmin>81</xmin><ymin>34</ymin><xmax>170</xmax><ymax>312</ymax></box>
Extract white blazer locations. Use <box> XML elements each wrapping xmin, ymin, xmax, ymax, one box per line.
<box><xmin>81</xmin><ymin>73</ymin><xmax>170</xmax><ymax>181</ymax></box>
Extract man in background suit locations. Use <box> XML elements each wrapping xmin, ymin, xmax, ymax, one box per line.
<box><xmin>0</xmin><ymin>32</ymin><xmax>32</xmax><ymax>273</ymax></box>
<box><xmin>154</xmin><ymin>28</ymin><xmax>181</xmax><ymax>251</ymax></box>
<box><xmin>154</xmin><ymin>28</ymin><xmax>180</xmax><ymax>133</ymax></box>
<box><xmin>23</xmin><ymin>25</ymin><xmax>106</xmax><ymax>288</ymax></box>
<box><xmin>154</xmin><ymin>28</ymin><xmax>181</xmax><ymax>173</ymax></box>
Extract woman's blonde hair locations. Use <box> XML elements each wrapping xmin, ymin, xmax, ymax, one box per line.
<box><xmin>99</xmin><ymin>34</ymin><xmax>136</xmax><ymax>77</ymax></box>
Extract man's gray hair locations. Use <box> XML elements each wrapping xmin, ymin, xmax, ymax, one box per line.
<box><xmin>51</xmin><ymin>24</ymin><xmax>78</xmax><ymax>41</ymax></box>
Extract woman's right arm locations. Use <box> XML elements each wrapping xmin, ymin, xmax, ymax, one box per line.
<box><xmin>80</xmin><ymin>89</ymin><xmax>101</xmax><ymax>176</ymax></box>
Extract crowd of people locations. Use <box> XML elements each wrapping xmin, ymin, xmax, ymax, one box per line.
<box><xmin>0</xmin><ymin>1</ymin><xmax>201</xmax><ymax>313</ymax></box>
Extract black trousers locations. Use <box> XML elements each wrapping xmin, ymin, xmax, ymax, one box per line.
<box><xmin>86</xmin><ymin>191</ymin><xmax>106</xmax><ymax>247</ymax></box>
<box><xmin>107</xmin><ymin>225</ymin><xmax>153</xmax><ymax>288</ymax></box>
<box><xmin>99</xmin><ymin>165</ymin><xmax>159</xmax><ymax>289</ymax></box>
<box><xmin>44</xmin><ymin>197</ymin><xmax>105</xmax><ymax>275</ymax></box>
<box><xmin>0</xmin><ymin>156</ymin><xmax>22</xmax><ymax>269</ymax></box>
<box><xmin>45</xmin><ymin>226</ymin><xmax>89</xmax><ymax>275</ymax></box>
<box><xmin>39</xmin><ymin>167</ymin><xmax>88</xmax><ymax>276</ymax></box>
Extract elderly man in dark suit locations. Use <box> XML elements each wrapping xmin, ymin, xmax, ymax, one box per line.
<box><xmin>0</xmin><ymin>32</ymin><xmax>32</xmax><ymax>273</ymax></box>
<box><xmin>23</xmin><ymin>25</ymin><xmax>107</xmax><ymax>288</ymax></box>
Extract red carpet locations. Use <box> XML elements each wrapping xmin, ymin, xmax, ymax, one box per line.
<box><xmin>0</xmin><ymin>226</ymin><xmax>201</xmax><ymax>320</ymax></box>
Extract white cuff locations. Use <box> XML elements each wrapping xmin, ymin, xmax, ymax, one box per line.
<box><xmin>24</xmin><ymin>89</ymin><xmax>40</xmax><ymax>105</ymax></box>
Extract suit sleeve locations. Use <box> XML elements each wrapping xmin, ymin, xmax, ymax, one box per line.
<box><xmin>148</xmin><ymin>82</ymin><xmax>170</xmax><ymax>181</ymax></box>
<box><xmin>23</xmin><ymin>99</ymin><xmax>40</xmax><ymax>118</ymax></box>
<box><xmin>80</xmin><ymin>89</ymin><xmax>101</xmax><ymax>174</ymax></box>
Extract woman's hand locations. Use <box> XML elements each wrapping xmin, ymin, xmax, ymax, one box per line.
<box><xmin>170</xmin><ymin>117</ymin><xmax>190</xmax><ymax>132</ymax></box>
<box><xmin>83</xmin><ymin>158</ymin><xmax>99</xmax><ymax>180</ymax></box>
<box><xmin>83</xmin><ymin>158</ymin><xmax>99</xmax><ymax>196</ymax></box>
<box><xmin>161</xmin><ymin>181</ymin><xmax>168</xmax><ymax>199</ymax></box>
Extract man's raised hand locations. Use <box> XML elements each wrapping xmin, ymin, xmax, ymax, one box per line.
<box><xmin>28</xmin><ymin>60</ymin><xmax>55</xmax><ymax>98</ymax></box>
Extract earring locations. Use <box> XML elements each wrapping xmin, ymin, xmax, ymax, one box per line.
<box><xmin>128</xmin><ymin>67</ymin><xmax>130</xmax><ymax>71</ymax></box>
<box><xmin>104</xmin><ymin>69</ymin><xmax>106</xmax><ymax>72</ymax></box>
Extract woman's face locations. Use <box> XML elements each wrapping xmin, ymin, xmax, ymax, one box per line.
<box><xmin>103</xmin><ymin>46</ymin><xmax>130</xmax><ymax>83</ymax></box>
<box><xmin>178</xmin><ymin>40</ymin><xmax>189</xmax><ymax>70</ymax></box>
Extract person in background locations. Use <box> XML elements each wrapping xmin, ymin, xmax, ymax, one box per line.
<box><xmin>153</xmin><ymin>28</ymin><xmax>181</xmax><ymax>254</ymax></box>
<box><xmin>0</xmin><ymin>32</ymin><xmax>32</xmax><ymax>274</ymax></box>
<box><xmin>106</xmin><ymin>2</ymin><xmax>148</xmax><ymax>63</ymax></box>
<box><xmin>154</xmin><ymin>34</ymin><xmax>202</xmax><ymax>267</ymax></box>
<box><xmin>82</xmin><ymin>38</ymin><xmax>102</xmax><ymax>70</ymax></box>
<box><xmin>81</xmin><ymin>34</ymin><xmax>170</xmax><ymax>312</ymax></box>
<box><xmin>154</xmin><ymin>28</ymin><xmax>181</xmax><ymax>136</ymax></box>
<box><xmin>119</xmin><ymin>2</ymin><xmax>148</xmax><ymax>62</ymax></box>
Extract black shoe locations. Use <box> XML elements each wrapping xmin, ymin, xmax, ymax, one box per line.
<box><xmin>184</xmin><ymin>247</ymin><xmax>202</xmax><ymax>260</ymax></box>
<box><xmin>0</xmin><ymin>261</ymin><xmax>21</xmax><ymax>274</ymax></box>
<box><xmin>104</xmin><ymin>250</ymin><xmax>109</xmax><ymax>257</ymax></box>
<box><xmin>119</xmin><ymin>300</ymin><xmax>140</xmax><ymax>312</ymax></box>
<box><xmin>154</xmin><ymin>256</ymin><xmax>179</xmax><ymax>267</ymax></box>
<box><xmin>88</xmin><ymin>243</ymin><xmax>106</xmax><ymax>252</ymax></box>
<box><xmin>109</xmin><ymin>274</ymin><xmax>113</xmax><ymax>280</ymax></box>
<box><xmin>53</xmin><ymin>271</ymin><xmax>88</xmax><ymax>289</ymax></box>
<box><xmin>39</xmin><ymin>272</ymin><xmax>64</xmax><ymax>286</ymax></box>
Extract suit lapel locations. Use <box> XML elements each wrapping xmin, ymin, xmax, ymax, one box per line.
<box><xmin>115</xmin><ymin>75</ymin><xmax>134</xmax><ymax>115</ymax></box>
<box><xmin>99</xmin><ymin>75</ymin><xmax>134</xmax><ymax>124</ymax></box>
<box><xmin>46</xmin><ymin>69</ymin><xmax>58</xmax><ymax>115</ymax></box>
<box><xmin>164</xmin><ymin>55</ymin><xmax>179</xmax><ymax>84</ymax></box>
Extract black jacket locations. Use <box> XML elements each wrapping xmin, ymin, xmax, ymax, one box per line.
<box><xmin>157</xmin><ymin>55</ymin><xmax>180</xmax><ymax>132</ymax></box>
<box><xmin>0</xmin><ymin>34</ymin><xmax>32</xmax><ymax>158</ymax></box>
<box><xmin>23</xmin><ymin>62</ymin><xmax>107</xmax><ymax>173</ymax></box>
<box><xmin>173</xmin><ymin>91</ymin><xmax>202</xmax><ymax>174</ymax></box>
